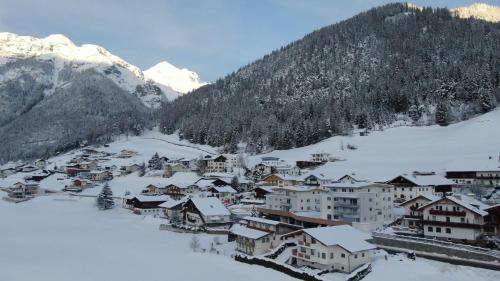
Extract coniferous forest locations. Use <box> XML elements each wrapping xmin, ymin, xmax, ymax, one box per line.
<box><xmin>159</xmin><ymin>3</ymin><xmax>499</xmax><ymax>153</ymax></box>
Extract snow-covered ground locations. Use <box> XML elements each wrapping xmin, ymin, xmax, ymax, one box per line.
<box><xmin>0</xmin><ymin>194</ymin><xmax>294</xmax><ymax>281</ymax></box>
<box><xmin>1</xmin><ymin>195</ymin><xmax>498</xmax><ymax>281</ymax></box>
<box><xmin>250</xmin><ymin>109</ymin><xmax>500</xmax><ymax>182</ymax></box>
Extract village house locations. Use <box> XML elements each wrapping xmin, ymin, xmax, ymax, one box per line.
<box><xmin>275</xmin><ymin>165</ymin><xmax>301</xmax><ymax>177</ymax></box>
<box><xmin>3</xmin><ymin>182</ymin><xmax>40</xmax><ymax>201</ymax></box>
<box><xmin>303</xmin><ymin>174</ymin><xmax>333</xmax><ymax>186</ymax></box>
<box><xmin>206</xmin><ymin>155</ymin><xmax>228</xmax><ymax>173</ymax></box>
<box><xmin>88</xmin><ymin>170</ymin><xmax>113</xmax><ymax>182</ymax></box>
<box><xmin>398</xmin><ymin>194</ymin><xmax>440</xmax><ymax>230</ymax></box>
<box><xmin>386</xmin><ymin>172</ymin><xmax>455</xmax><ymax>202</ymax></box>
<box><xmin>123</xmin><ymin>195</ymin><xmax>169</xmax><ymax>215</ymax></box>
<box><xmin>446</xmin><ymin>156</ymin><xmax>500</xmax><ymax>187</ymax></box>
<box><xmin>64</xmin><ymin>179</ymin><xmax>93</xmax><ymax>192</ymax></box>
<box><xmin>207</xmin><ymin>185</ymin><xmax>237</xmax><ymax>205</ymax></box>
<box><xmin>120</xmin><ymin>164</ymin><xmax>142</xmax><ymax>175</ymax></box>
<box><xmin>290</xmin><ymin>225</ymin><xmax>375</xmax><ymax>273</ymax></box>
<box><xmin>418</xmin><ymin>196</ymin><xmax>488</xmax><ymax>242</ymax></box>
<box><xmin>261</xmin><ymin>156</ymin><xmax>281</xmax><ymax>167</ymax></box>
<box><xmin>163</xmin><ymin>163</ymin><xmax>191</xmax><ymax>177</ymax></box>
<box><xmin>311</xmin><ymin>153</ymin><xmax>331</xmax><ymax>162</ymax></box>
<box><xmin>252</xmin><ymin>186</ymin><xmax>274</xmax><ymax>199</ymax></box>
<box><xmin>252</xmin><ymin>163</ymin><xmax>273</xmax><ymax>180</ymax></box>
<box><xmin>183</xmin><ymin>197</ymin><xmax>231</xmax><ymax>229</ymax></box>
<box><xmin>230</xmin><ymin>216</ymin><xmax>302</xmax><ymax>256</ymax></box>
<box><xmin>260</xmin><ymin>174</ymin><xmax>301</xmax><ymax>187</ymax></box>
<box><xmin>161</xmin><ymin>183</ymin><xmax>200</xmax><ymax>200</ymax></box>
<box><xmin>159</xmin><ymin>198</ymin><xmax>186</xmax><ymax>222</ymax></box>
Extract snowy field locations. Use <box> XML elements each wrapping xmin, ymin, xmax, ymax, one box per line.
<box><xmin>0</xmin><ymin>194</ymin><xmax>293</xmax><ymax>281</ymax></box>
<box><xmin>1</xmin><ymin>194</ymin><xmax>499</xmax><ymax>281</ymax></box>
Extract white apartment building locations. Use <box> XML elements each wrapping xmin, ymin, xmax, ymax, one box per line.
<box><xmin>265</xmin><ymin>186</ymin><xmax>329</xmax><ymax>213</ymax></box>
<box><xmin>321</xmin><ymin>182</ymin><xmax>394</xmax><ymax>231</ymax></box>
<box><xmin>386</xmin><ymin>172</ymin><xmax>455</xmax><ymax>202</ymax></box>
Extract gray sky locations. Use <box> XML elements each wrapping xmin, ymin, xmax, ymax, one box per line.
<box><xmin>0</xmin><ymin>0</ymin><xmax>498</xmax><ymax>81</ymax></box>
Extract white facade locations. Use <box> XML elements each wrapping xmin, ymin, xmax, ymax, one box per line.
<box><xmin>292</xmin><ymin>226</ymin><xmax>374</xmax><ymax>273</ymax></box>
<box><xmin>265</xmin><ymin>186</ymin><xmax>328</xmax><ymax>212</ymax></box>
<box><xmin>420</xmin><ymin>197</ymin><xmax>487</xmax><ymax>241</ymax></box>
<box><xmin>322</xmin><ymin>183</ymin><xmax>394</xmax><ymax>229</ymax></box>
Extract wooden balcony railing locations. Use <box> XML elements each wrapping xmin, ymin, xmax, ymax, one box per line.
<box><xmin>429</xmin><ymin>209</ymin><xmax>466</xmax><ymax>216</ymax></box>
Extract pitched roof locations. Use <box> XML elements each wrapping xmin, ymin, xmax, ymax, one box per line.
<box><xmin>399</xmin><ymin>194</ymin><xmax>441</xmax><ymax>206</ymax></box>
<box><xmin>418</xmin><ymin>196</ymin><xmax>489</xmax><ymax>216</ymax></box>
<box><xmin>304</xmin><ymin>225</ymin><xmax>375</xmax><ymax>253</ymax></box>
<box><xmin>242</xmin><ymin>216</ymin><xmax>281</xmax><ymax>226</ymax></box>
<box><xmin>190</xmin><ymin>197</ymin><xmax>231</xmax><ymax>216</ymax></box>
<box><xmin>389</xmin><ymin>173</ymin><xmax>454</xmax><ymax>186</ymax></box>
<box><xmin>230</xmin><ymin>223</ymin><xmax>270</xmax><ymax>240</ymax></box>
<box><xmin>210</xmin><ymin>186</ymin><xmax>237</xmax><ymax>193</ymax></box>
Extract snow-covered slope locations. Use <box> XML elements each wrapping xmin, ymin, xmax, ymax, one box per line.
<box><xmin>144</xmin><ymin>61</ymin><xmax>207</xmax><ymax>94</ymax></box>
<box><xmin>249</xmin><ymin>108</ymin><xmax>500</xmax><ymax>182</ymax></box>
<box><xmin>451</xmin><ymin>3</ymin><xmax>500</xmax><ymax>22</ymax></box>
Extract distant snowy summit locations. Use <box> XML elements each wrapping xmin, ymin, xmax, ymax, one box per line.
<box><xmin>145</xmin><ymin>61</ymin><xmax>207</xmax><ymax>94</ymax></box>
<box><xmin>451</xmin><ymin>3</ymin><xmax>500</xmax><ymax>23</ymax></box>
<box><xmin>0</xmin><ymin>32</ymin><xmax>206</xmax><ymax>105</ymax></box>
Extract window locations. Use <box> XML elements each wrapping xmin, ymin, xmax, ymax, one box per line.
<box><xmin>362</xmin><ymin>253</ymin><xmax>365</xmax><ymax>257</ymax></box>
<box><xmin>446</xmin><ymin>228</ymin><xmax>451</xmax><ymax>234</ymax></box>
<box><xmin>446</xmin><ymin>217</ymin><xmax>450</xmax><ymax>222</ymax></box>
<box><xmin>330</xmin><ymin>253</ymin><xmax>334</xmax><ymax>259</ymax></box>
<box><xmin>341</xmin><ymin>253</ymin><xmax>346</xmax><ymax>258</ymax></box>
<box><xmin>436</xmin><ymin>227</ymin><xmax>441</xmax><ymax>233</ymax></box>
<box><xmin>354</xmin><ymin>254</ymin><xmax>358</xmax><ymax>258</ymax></box>
<box><xmin>322</xmin><ymin>253</ymin><xmax>326</xmax><ymax>259</ymax></box>
<box><xmin>428</xmin><ymin>226</ymin><xmax>433</xmax><ymax>232</ymax></box>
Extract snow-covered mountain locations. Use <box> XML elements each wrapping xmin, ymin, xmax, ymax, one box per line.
<box><xmin>451</xmin><ymin>3</ymin><xmax>500</xmax><ymax>22</ymax></box>
<box><xmin>0</xmin><ymin>32</ymin><xmax>206</xmax><ymax>163</ymax></box>
<box><xmin>0</xmin><ymin>32</ymin><xmax>204</xmax><ymax>105</ymax></box>
<box><xmin>144</xmin><ymin>61</ymin><xmax>207</xmax><ymax>94</ymax></box>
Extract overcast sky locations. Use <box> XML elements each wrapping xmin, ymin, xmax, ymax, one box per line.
<box><xmin>0</xmin><ymin>0</ymin><xmax>498</xmax><ymax>80</ymax></box>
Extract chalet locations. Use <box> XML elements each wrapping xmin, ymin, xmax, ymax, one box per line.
<box><xmin>275</xmin><ymin>165</ymin><xmax>301</xmax><ymax>177</ymax></box>
<box><xmin>303</xmin><ymin>174</ymin><xmax>332</xmax><ymax>186</ymax></box>
<box><xmin>120</xmin><ymin>164</ymin><xmax>142</xmax><ymax>174</ymax></box>
<box><xmin>207</xmin><ymin>186</ymin><xmax>237</xmax><ymax>205</ymax></box>
<box><xmin>261</xmin><ymin>174</ymin><xmax>300</xmax><ymax>187</ymax></box>
<box><xmin>386</xmin><ymin>172</ymin><xmax>455</xmax><ymax>202</ymax></box>
<box><xmin>290</xmin><ymin>225</ymin><xmax>375</xmax><ymax>273</ymax></box>
<box><xmin>446</xmin><ymin>156</ymin><xmax>500</xmax><ymax>187</ymax></box>
<box><xmin>64</xmin><ymin>179</ymin><xmax>93</xmax><ymax>192</ymax></box>
<box><xmin>398</xmin><ymin>194</ymin><xmax>440</xmax><ymax>229</ymax></box>
<box><xmin>230</xmin><ymin>216</ymin><xmax>302</xmax><ymax>255</ymax></box>
<box><xmin>311</xmin><ymin>153</ymin><xmax>331</xmax><ymax>162</ymax></box>
<box><xmin>123</xmin><ymin>195</ymin><xmax>169</xmax><ymax>215</ymax></box>
<box><xmin>183</xmin><ymin>197</ymin><xmax>231</xmax><ymax>229</ymax></box>
<box><xmin>418</xmin><ymin>196</ymin><xmax>488</xmax><ymax>242</ymax></box>
<box><xmin>261</xmin><ymin>156</ymin><xmax>280</xmax><ymax>167</ymax></box>
<box><xmin>88</xmin><ymin>171</ymin><xmax>113</xmax><ymax>182</ymax></box>
<box><xmin>206</xmin><ymin>155</ymin><xmax>228</xmax><ymax>173</ymax></box>
<box><xmin>4</xmin><ymin>182</ymin><xmax>40</xmax><ymax>200</ymax></box>
<box><xmin>141</xmin><ymin>184</ymin><xmax>161</xmax><ymax>195</ymax></box>
<box><xmin>252</xmin><ymin>186</ymin><xmax>274</xmax><ymax>199</ymax></box>
<box><xmin>159</xmin><ymin>198</ymin><xmax>186</xmax><ymax>222</ymax></box>
<box><xmin>484</xmin><ymin>204</ymin><xmax>500</xmax><ymax>235</ymax></box>
<box><xmin>161</xmin><ymin>183</ymin><xmax>200</xmax><ymax>199</ymax></box>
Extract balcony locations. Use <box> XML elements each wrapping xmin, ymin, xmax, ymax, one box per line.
<box><xmin>429</xmin><ymin>209</ymin><xmax>466</xmax><ymax>216</ymax></box>
<box><xmin>298</xmin><ymin>241</ymin><xmax>311</xmax><ymax>247</ymax></box>
<box><xmin>423</xmin><ymin>220</ymin><xmax>483</xmax><ymax>229</ymax></box>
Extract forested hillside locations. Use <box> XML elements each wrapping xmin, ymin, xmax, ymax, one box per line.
<box><xmin>159</xmin><ymin>3</ymin><xmax>499</xmax><ymax>153</ymax></box>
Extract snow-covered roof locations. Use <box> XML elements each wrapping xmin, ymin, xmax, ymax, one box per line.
<box><xmin>390</xmin><ymin>173</ymin><xmax>454</xmax><ymax>186</ymax></box>
<box><xmin>158</xmin><ymin>198</ymin><xmax>186</xmax><ymax>209</ymax></box>
<box><xmin>324</xmin><ymin>181</ymin><xmax>376</xmax><ymax>189</ymax></box>
<box><xmin>419</xmin><ymin>196</ymin><xmax>489</xmax><ymax>216</ymax></box>
<box><xmin>230</xmin><ymin>223</ymin><xmax>270</xmax><ymax>240</ymax></box>
<box><xmin>446</xmin><ymin>157</ymin><xmax>500</xmax><ymax>172</ymax></box>
<box><xmin>399</xmin><ymin>194</ymin><xmax>441</xmax><ymax>206</ymax></box>
<box><xmin>210</xmin><ymin>186</ymin><xmax>237</xmax><ymax>193</ymax></box>
<box><xmin>126</xmin><ymin>195</ymin><xmax>169</xmax><ymax>202</ymax></box>
<box><xmin>242</xmin><ymin>216</ymin><xmax>281</xmax><ymax>226</ymax></box>
<box><xmin>190</xmin><ymin>197</ymin><xmax>230</xmax><ymax>216</ymax></box>
<box><xmin>452</xmin><ymin>194</ymin><xmax>490</xmax><ymax>211</ymax></box>
<box><xmin>253</xmin><ymin>186</ymin><xmax>275</xmax><ymax>193</ymax></box>
<box><xmin>304</xmin><ymin>225</ymin><xmax>375</xmax><ymax>253</ymax></box>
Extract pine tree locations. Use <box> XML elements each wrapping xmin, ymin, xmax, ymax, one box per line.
<box><xmin>148</xmin><ymin>152</ymin><xmax>162</xmax><ymax>170</ymax></box>
<box><xmin>435</xmin><ymin>103</ymin><xmax>448</xmax><ymax>126</ymax></box>
<box><xmin>230</xmin><ymin>176</ymin><xmax>240</xmax><ymax>191</ymax></box>
<box><xmin>96</xmin><ymin>183</ymin><xmax>114</xmax><ymax>210</ymax></box>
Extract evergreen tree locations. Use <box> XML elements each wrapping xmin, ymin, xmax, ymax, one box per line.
<box><xmin>435</xmin><ymin>103</ymin><xmax>448</xmax><ymax>126</ymax></box>
<box><xmin>148</xmin><ymin>152</ymin><xmax>162</xmax><ymax>170</ymax></box>
<box><xmin>230</xmin><ymin>176</ymin><xmax>240</xmax><ymax>191</ymax></box>
<box><xmin>96</xmin><ymin>183</ymin><xmax>114</xmax><ymax>210</ymax></box>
